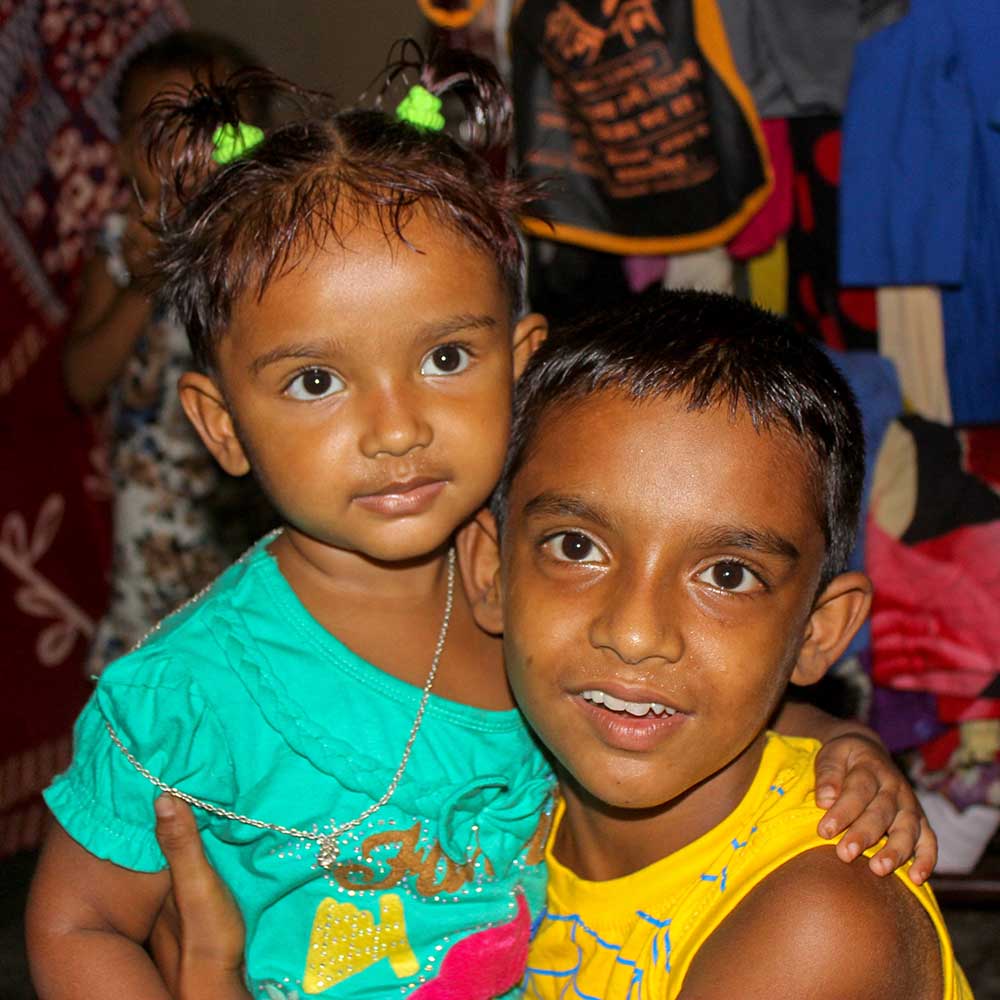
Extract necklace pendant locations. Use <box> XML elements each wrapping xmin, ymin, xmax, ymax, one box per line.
<box><xmin>317</xmin><ymin>834</ymin><xmax>339</xmax><ymax>869</ymax></box>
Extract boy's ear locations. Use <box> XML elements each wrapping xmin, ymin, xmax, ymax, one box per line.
<box><xmin>178</xmin><ymin>372</ymin><xmax>251</xmax><ymax>476</ymax></box>
<box><xmin>791</xmin><ymin>572</ymin><xmax>873</xmax><ymax>686</ymax></box>
<box><xmin>511</xmin><ymin>312</ymin><xmax>548</xmax><ymax>378</ymax></box>
<box><xmin>455</xmin><ymin>509</ymin><xmax>504</xmax><ymax>635</ymax></box>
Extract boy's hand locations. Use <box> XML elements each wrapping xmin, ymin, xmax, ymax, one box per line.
<box><xmin>813</xmin><ymin>731</ymin><xmax>936</xmax><ymax>885</ymax></box>
<box><xmin>151</xmin><ymin>794</ymin><xmax>251</xmax><ymax>1000</ymax></box>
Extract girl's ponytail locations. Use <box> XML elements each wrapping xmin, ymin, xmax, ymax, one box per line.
<box><xmin>379</xmin><ymin>40</ymin><xmax>515</xmax><ymax>163</ymax></box>
<box><xmin>141</xmin><ymin>69</ymin><xmax>312</xmax><ymax>212</ymax></box>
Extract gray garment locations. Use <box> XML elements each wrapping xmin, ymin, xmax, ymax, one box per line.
<box><xmin>717</xmin><ymin>0</ymin><xmax>908</xmax><ymax>118</ymax></box>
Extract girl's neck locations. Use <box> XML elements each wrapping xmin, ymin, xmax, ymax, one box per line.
<box><xmin>271</xmin><ymin>527</ymin><xmax>452</xmax><ymax>605</ymax></box>
<box><xmin>269</xmin><ymin>526</ymin><xmax>514</xmax><ymax>711</ymax></box>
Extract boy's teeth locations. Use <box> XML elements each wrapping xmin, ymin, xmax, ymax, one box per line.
<box><xmin>581</xmin><ymin>690</ymin><xmax>677</xmax><ymax>717</ymax></box>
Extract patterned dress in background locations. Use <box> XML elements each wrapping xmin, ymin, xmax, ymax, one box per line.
<box><xmin>86</xmin><ymin>212</ymin><xmax>267</xmax><ymax>673</ymax></box>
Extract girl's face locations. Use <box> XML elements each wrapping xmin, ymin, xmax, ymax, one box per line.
<box><xmin>118</xmin><ymin>67</ymin><xmax>193</xmax><ymax>216</ymax></box>
<box><xmin>184</xmin><ymin>208</ymin><xmax>542</xmax><ymax>566</ymax></box>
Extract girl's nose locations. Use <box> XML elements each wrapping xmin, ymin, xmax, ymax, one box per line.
<box><xmin>358</xmin><ymin>384</ymin><xmax>433</xmax><ymax>458</ymax></box>
<box><xmin>588</xmin><ymin>575</ymin><xmax>684</xmax><ymax>666</ymax></box>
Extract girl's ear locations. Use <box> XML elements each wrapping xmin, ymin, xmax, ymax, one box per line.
<box><xmin>455</xmin><ymin>509</ymin><xmax>504</xmax><ymax>635</ymax></box>
<box><xmin>791</xmin><ymin>572</ymin><xmax>873</xmax><ymax>686</ymax></box>
<box><xmin>512</xmin><ymin>312</ymin><xmax>548</xmax><ymax>378</ymax></box>
<box><xmin>178</xmin><ymin>372</ymin><xmax>251</xmax><ymax>476</ymax></box>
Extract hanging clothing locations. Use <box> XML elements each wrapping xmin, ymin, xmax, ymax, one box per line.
<box><xmin>786</xmin><ymin>117</ymin><xmax>878</xmax><ymax>351</ymax></box>
<box><xmin>839</xmin><ymin>0</ymin><xmax>1000</xmax><ymax>425</ymax></box>
<box><xmin>876</xmin><ymin>287</ymin><xmax>953</xmax><ymax>425</ymax></box>
<box><xmin>0</xmin><ymin>0</ymin><xmax>185</xmax><ymax>857</ymax></box>
<box><xmin>728</xmin><ymin>117</ymin><xmax>793</xmax><ymax>259</ymax></box>
<box><xmin>715</xmin><ymin>0</ymin><xmax>859</xmax><ymax>118</ymax></box>
<box><xmin>510</xmin><ymin>0</ymin><xmax>772</xmax><ymax>255</ymax></box>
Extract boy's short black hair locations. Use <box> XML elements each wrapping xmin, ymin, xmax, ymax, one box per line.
<box><xmin>494</xmin><ymin>289</ymin><xmax>865</xmax><ymax>589</ymax></box>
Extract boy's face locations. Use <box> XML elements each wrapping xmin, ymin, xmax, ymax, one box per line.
<box><xmin>182</xmin><ymin>208</ymin><xmax>545</xmax><ymax>564</ymax></box>
<box><xmin>497</xmin><ymin>389</ymin><xmax>851</xmax><ymax>822</ymax></box>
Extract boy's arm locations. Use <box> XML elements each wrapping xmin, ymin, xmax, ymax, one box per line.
<box><xmin>678</xmin><ymin>846</ymin><xmax>942</xmax><ymax>1000</ymax></box>
<box><xmin>149</xmin><ymin>795</ymin><xmax>251</xmax><ymax>1000</ymax></box>
<box><xmin>773</xmin><ymin>700</ymin><xmax>936</xmax><ymax>884</ymax></box>
<box><xmin>26</xmin><ymin>820</ymin><xmax>172</xmax><ymax>999</ymax></box>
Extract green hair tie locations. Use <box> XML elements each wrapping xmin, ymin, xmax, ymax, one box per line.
<box><xmin>395</xmin><ymin>84</ymin><xmax>445</xmax><ymax>132</ymax></box>
<box><xmin>211</xmin><ymin>122</ymin><xmax>265</xmax><ymax>165</ymax></box>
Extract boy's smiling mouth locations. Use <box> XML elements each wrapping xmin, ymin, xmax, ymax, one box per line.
<box><xmin>581</xmin><ymin>689</ymin><xmax>677</xmax><ymax>717</ymax></box>
<box><xmin>570</xmin><ymin>684</ymin><xmax>688</xmax><ymax>753</ymax></box>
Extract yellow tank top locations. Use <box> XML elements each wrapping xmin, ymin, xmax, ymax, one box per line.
<box><xmin>527</xmin><ymin>733</ymin><xmax>972</xmax><ymax>999</ymax></box>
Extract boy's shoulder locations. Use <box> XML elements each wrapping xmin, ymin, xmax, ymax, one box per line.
<box><xmin>683</xmin><ymin>844</ymin><xmax>942</xmax><ymax>1000</ymax></box>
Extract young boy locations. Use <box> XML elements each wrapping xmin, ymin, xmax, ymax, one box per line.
<box><xmin>461</xmin><ymin>289</ymin><xmax>971</xmax><ymax>998</ymax></box>
<box><xmin>150</xmin><ymin>290</ymin><xmax>957</xmax><ymax>999</ymax></box>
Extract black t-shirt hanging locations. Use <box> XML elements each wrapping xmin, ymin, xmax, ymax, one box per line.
<box><xmin>511</xmin><ymin>0</ymin><xmax>773</xmax><ymax>254</ymax></box>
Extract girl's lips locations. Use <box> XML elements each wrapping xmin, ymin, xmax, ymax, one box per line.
<box><xmin>353</xmin><ymin>479</ymin><xmax>446</xmax><ymax>516</ymax></box>
<box><xmin>575</xmin><ymin>693</ymin><xmax>687</xmax><ymax>753</ymax></box>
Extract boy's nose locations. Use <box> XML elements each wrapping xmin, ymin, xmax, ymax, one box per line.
<box><xmin>358</xmin><ymin>385</ymin><xmax>433</xmax><ymax>458</ymax></box>
<box><xmin>588</xmin><ymin>575</ymin><xmax>684</xmax><ymax>666</ymax></box>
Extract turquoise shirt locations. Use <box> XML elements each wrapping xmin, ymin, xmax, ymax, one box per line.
<box><xmin>46</xmin><ymin>540</ymin><xmax>553</xmax><ymax>998</ymax></box>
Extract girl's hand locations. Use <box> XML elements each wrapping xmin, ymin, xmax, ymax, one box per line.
<box><xmin>813</xmin><ymin>731</ymin><xmax>937</xmax><ymax>885</ymax></box>
<box><xmin>150</xmin><ymin>795</ymin><xmax>251</xmax><ymax>1000</ymax></box>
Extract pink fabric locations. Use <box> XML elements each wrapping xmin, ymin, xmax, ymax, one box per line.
<box><xmin>728</xmin><ymin>118</ymin><xmax>793</xmax><ymax>259</ymax></box>
<box><xmin>868</xmin><ymin>520</ymin><xmax>1000</xmax><ymax>696</ymax></box>
<box><xmin>410</xmin><ymin>893</ymin><xmax>531</xmax><ymax>999</ymax></box>
<box><xmin>623</xmin><ymin>255</ymin><xmax>668</xmax><ymax>293</ymax></box>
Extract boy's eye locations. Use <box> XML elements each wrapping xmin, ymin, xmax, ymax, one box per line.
<box><xmin>697</xmin><ymin>561</ymin><xmax>762</xmax><ymax>593</ymax></box>
<box><xmin>285</xmin><ymin>368</ymin><xmax>344</xmax><ymax>400</ymax></box>
<box><xmin>420</xmin><ymin>344</ymin><xmax>470</xmax><ymax>376</ymax></box>
<box><xmin>544</xmin><ymin>531</ymin><xmax>604</xmax><ymax>563</ymax></box>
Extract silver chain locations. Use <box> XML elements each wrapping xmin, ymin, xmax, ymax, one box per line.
<box><xmin>106</xmin><ymin>540</ymin><xmax>456</xmax><ymax>870</ymax></box>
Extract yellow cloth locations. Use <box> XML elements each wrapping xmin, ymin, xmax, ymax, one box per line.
<box><xmin>527</xmin><ymin>733</ymin><xmax>972</xmax><ymax>999</ymax></box>
<box><xmin>747</xmin><ymin>236</ymin><xmax>788</xmax><ymax>315</ymax></box>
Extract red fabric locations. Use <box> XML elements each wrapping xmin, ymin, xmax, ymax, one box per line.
<box><xmin>728</xmin><ymin>117</ymin><xmax>793</xmax><ymax>259</ymax></box>
<box><xmin>868</xmin><ymin>521</ymin><xmax>1000</xmax><ymax>699</ymax></box>
<box><xmin>0</xmin><ymin>0</ymin><xmax>185</xmax><ymax>856</ymax></box>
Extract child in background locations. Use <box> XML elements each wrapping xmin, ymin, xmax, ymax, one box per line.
<box><xmin>468</xmin><ymin>290</ymin><xmax>970</xmax><ymax>998</ymax></box>
<box><xmin>30</xmin><ymin>52</ymin><xmax>935</xmax><ymax>1000</ymax></box>
<box><xmin>63</xmin><ymin>31</ymin><xmax>269</xmax><ymax>672</ymax></box>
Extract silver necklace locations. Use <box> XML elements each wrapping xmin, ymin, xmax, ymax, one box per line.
<box><xmin>105</xmin><ymin>537</ymin><xmax>456</xmax><ymax>869</ymax></box>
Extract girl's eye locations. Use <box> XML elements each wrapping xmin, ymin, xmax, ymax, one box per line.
<box><xmin>697</xmin><ymin>561</ymin><xmax>763</xmax><ymax>593</ymax></box>
<box><xmin>544</xmin><ymin>531</ymin><xmax>604</xmax><ymax>563</ymax></box>
<box><xmin>285</xmin><ymin>368</ymin><xmax>344</xmax><ymax>401</ymax></box>
<box><xmin>420</xmin><ymin>343</ymin><xmax>470</xmax><ymax>376</ymax></box>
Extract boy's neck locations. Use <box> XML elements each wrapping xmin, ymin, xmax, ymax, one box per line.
<box><xmin>553</xmin><ymin>731</ymin><xmax>769</xmax><ymax>881</ymax></box>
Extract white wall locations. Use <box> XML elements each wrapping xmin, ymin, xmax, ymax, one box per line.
<box><xmin>186</xmin><ymin>0</ymin><xmax>428</xmax><ymax>99</ymax></box>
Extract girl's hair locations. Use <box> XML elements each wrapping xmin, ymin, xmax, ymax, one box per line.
<box><xmin>144</xmin><ymin>44</ymin><xmax>538</xmax><ymax>372</ymax></box>
<box><xmin>116</xmin><ymin>30</ymin><xmax>259</xmax><ymax>127</ymax></box>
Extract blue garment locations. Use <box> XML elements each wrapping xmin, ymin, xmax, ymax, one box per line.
<box><xmin>46</xmin><ymin>539</ymin><xmax>553</xmax><ymax>998</ymax></box>
<box><xmin>839</xmin><ymin>0</ymin><xmax>1000</xmax><ymax>425</ymax></box>
<box><xmin>823</xmin><ymin>348</ymin><xmax>902</xmax><ymax>660</ymax></box>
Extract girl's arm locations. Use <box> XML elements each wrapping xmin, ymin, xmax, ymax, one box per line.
<box><xmin>773</xmin><ymin>700</ymin><xmax>936</xmax><ymax>884</ymax></box>
<box><xmin>62</xmin><ymin>251</ymin><xmax>153</xmax><ymax>408</ymax></box>
<box><xmin>26</xmin><ymin>821</ymin><xmax>172</xmax><ymax>999</ymax></box>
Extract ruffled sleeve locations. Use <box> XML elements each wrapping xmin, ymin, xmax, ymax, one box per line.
<box><xmin>43</xmin><ymin>647</ymin><xmax>237</xmax><ymax>872</ymax></box>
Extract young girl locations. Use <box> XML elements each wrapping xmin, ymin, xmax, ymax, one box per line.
<box><xmin>63</xmin><ymin>31</ymin><xmax>270</xmax><ymax>673</ymax></box>
<box><xmin>28</xmin><ymin>50</ymin><xmax>933</xmax><ymax>1000</ymax></box>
